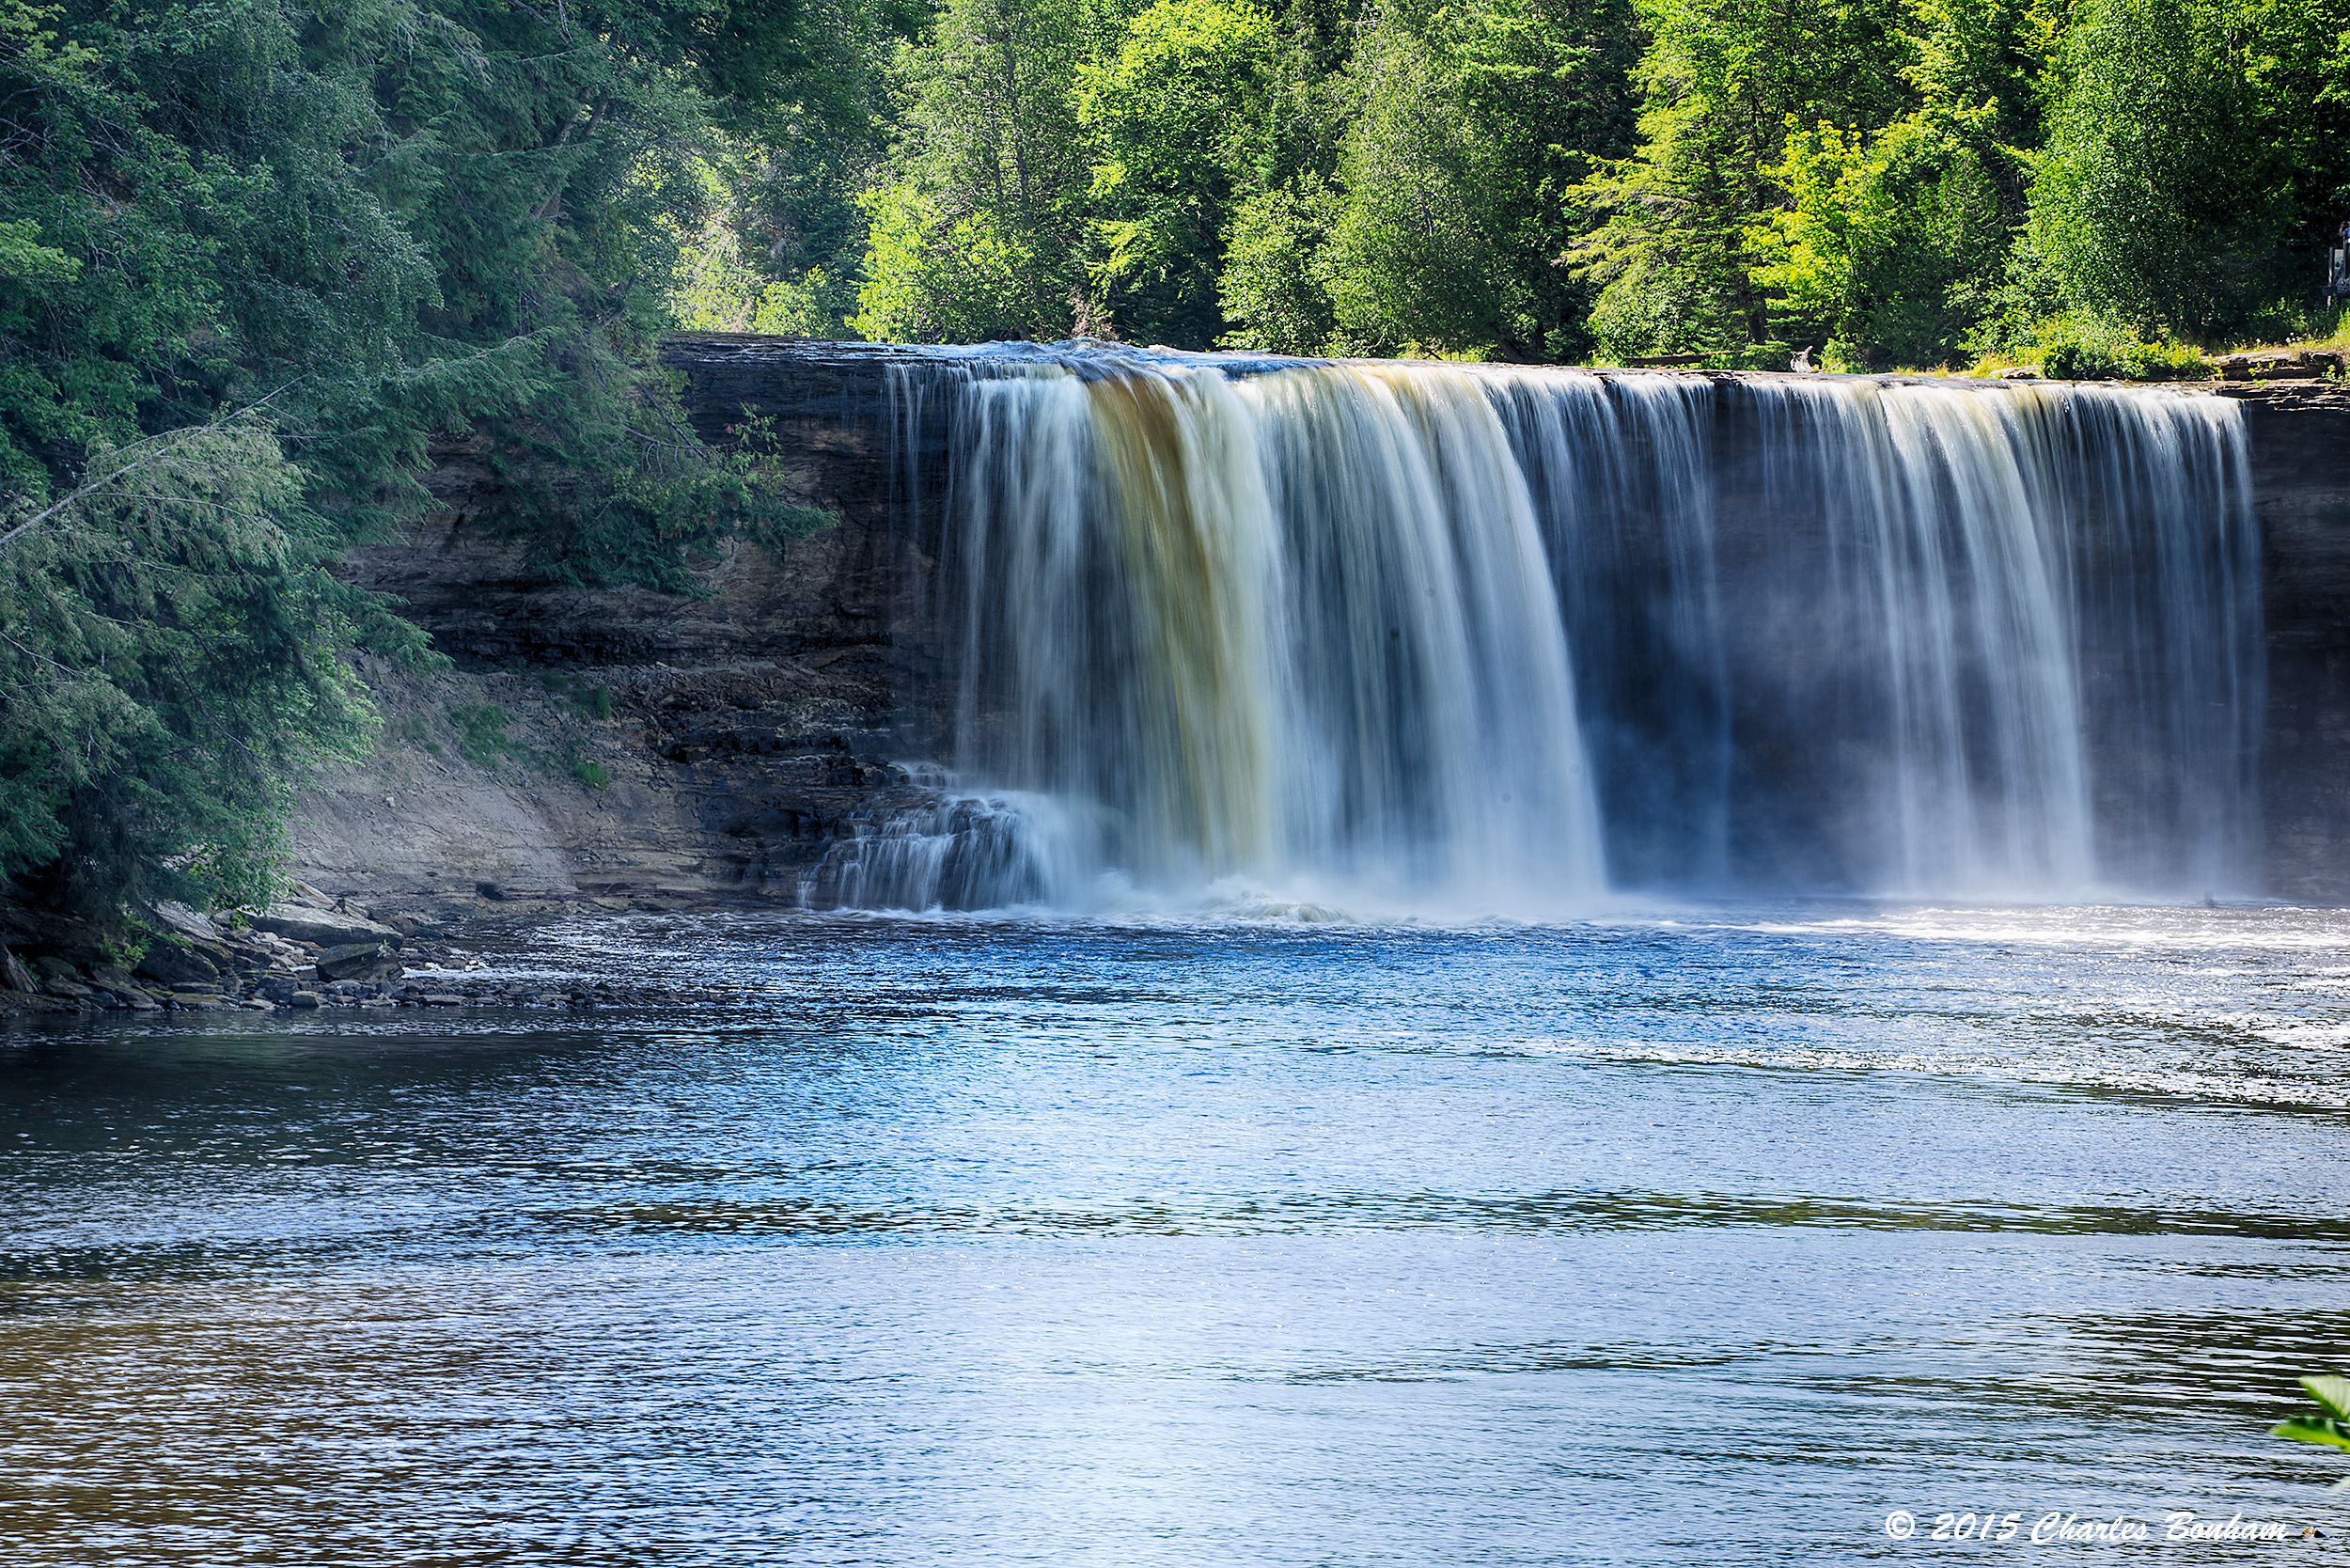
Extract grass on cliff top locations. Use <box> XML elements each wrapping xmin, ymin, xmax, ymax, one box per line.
<box><xmin>1953</xmin><ymin>306</ymin><xmax>2350</xmax><ymax>383</ymax></box>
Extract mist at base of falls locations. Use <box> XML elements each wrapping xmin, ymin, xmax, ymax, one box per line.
<box><xmin>805</xmin><ymin>349</ymin><xmax>2262</xmax><ymax>917</ymax></box>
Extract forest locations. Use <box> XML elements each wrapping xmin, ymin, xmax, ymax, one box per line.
<box><xmin>3</xmin><ymin>0</ymin><xmax>2348</xmax><ymax>921</ymax></box>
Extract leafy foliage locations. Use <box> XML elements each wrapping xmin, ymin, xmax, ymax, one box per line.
<box><xmin>8</xmin><ymin>0</ymin><xmax>2350</xmax><ymax>921</ymax></box>
<box><xmin>1079</xmin><ymin>0</ymin><xmax>1287</xmax><ymax>349</ymax></box>
<box><xmin>851</xmin><ymin>0</ymin><xmax>1102</xmax><ymax>340</ymax></box>
<box><xmin>1323</xmin><ymin>0</ymin><xmax>1638</xmax><ymax>358</ymax></box>
<box><xmin>2273</xmin><ymin>1373</ymin><xmax>2350</xmax><ymax>1487</ymax></box>
<box><xmin>0</xmin><ymin>422</ymin><xmax>415</xmax><ymax>915</ymax></box>
<box><xmin>1219</xmin><ymin>172</ymin><xmax>1341</xmax><ymax>353</ymax></box>
<box><xmin>0</xmin><ymin>0</ymin><xmax>829</xmax><ymax>917</ymax></box>
<box><xmin>806</xmin><ymin>0</ymin><xmax>2349</xmax><ymax>365</ymax></box>
<box><xmin>1747</xmin><ymin>116</ymin><xmax>2007</xmax><ymax>369</ymax></box>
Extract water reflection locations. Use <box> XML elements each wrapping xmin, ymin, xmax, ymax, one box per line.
<box><xmin>1</xmin><ymin>902</ymin><xmax>2346</xmax><ymax>1564</ymax></box>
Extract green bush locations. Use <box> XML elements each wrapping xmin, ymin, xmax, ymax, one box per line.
<box><xmin>2273</xmin><ymin>1373</ymin><xmax>2350</xmax><ymax>1489</ymax></box>
<box><xmin>2034</xmin><ymin>319</ymin><xmax>2210</xmax><ymax>382</ymax></box>
<box><xmin>537</xmin><ymin>672</ymin><xmax>618</xmax><ymax>720</ymax></box>
<box><xmin>448</xmin><ymin>704</ymin><xmax>524</xmax><ymax>770</ymax></box>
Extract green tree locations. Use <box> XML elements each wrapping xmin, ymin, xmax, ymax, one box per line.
<box><xmin>1741</xmin><ymin>0</ymin><xmax>2046</xmax><ymax>368</ymax></box>
<box><xmin>2015</xmin><ymin>0</ymin><xmax>2350</xmax><ymax>346</ymax></box>
<box><xmin>1748</xmin><ymin>116</ymin><xmax>2002</xmax><ymax>368</ymax></box>
<box><xmin>0</xmin><ymin>0</ymin><xmax>821</xmax><ymax>917</ymax></box>
<box><xmin>671</xmin><ymin>0</ymin><xmax>920</xmax><ymax>337</ymax></box>
<box><xmin>1078</xmin><ymin>0</ymin><xmax>1288</xmax><ymax>348</ymax></box>
<box><xmin>1574</xmin><ymin>0</ymin><xmax>1910</xmax><ymax>363</ymax></box>
<box><xmin>853</xmin><ymin>0</ymin><xmax>1102</xmax><ymax>341</ymax></box>
<box><xmin>1747</xmin><ymin>117</ymin><xmax>2006</xmax><ymax>368</ymax></box>
<box><xmin>0</xmin><ymin>423</ymin><xmax>411</xmax><ymax>917</ymax></box>
<box><xmin>1219</xmin><ymin>172</ymin><xmax>1342</xmax><ymax>353</ymax></box>
<box><xmin>1318</xmin><ymin>0</ymin><xmax>1637</xmax><ymax>358</ymax></box>
<box><xmin>2024</xmin><ymin>0</ymin><xmax>2293</xmax><ymax>338</ymax></box>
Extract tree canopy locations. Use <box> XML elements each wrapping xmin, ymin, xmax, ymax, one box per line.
<box><xmin>822</xmin><ymin>0</ymin><xmax>2349</xmax><ymax>363</ymax></box>
<box><xmin>1</xmin><ymin>0</ymin><xmax>823</xmax><ymax>917</ymax></box>
<box><xmin>7</xmin><ymin>0</ymin><xmax>2348</xmax><ymax>918</ymax></box>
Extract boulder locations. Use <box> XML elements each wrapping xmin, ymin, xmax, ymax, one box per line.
<box><xmin>148</xmin><ymin>902</ymin><xmax>222</xmax><ymax>943</ymax></box>
<box><xmin>135</xmin><ymin>942</ymin><xmax>219</xmax><ymax>987</ymax></box>
<box><xmin>314</xmin><ymin>941</ymin><xmax>403</xmax><ymax>982</ymax></box>
<box><xmin>0</xmin><ymin>990</ymin><xmax>71</xmax><ymax>1013</ymax></box>
<box><xmin>244</xmin><ymin>903</ymin><xmax>403</xmax><ymax>949</ymax></box>
<box><xmin>286</xmin><ymin>990</ymin><xmax>324</xmax><ymax>1009</ymax></box>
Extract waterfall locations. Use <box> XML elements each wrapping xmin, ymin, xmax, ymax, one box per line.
<box><xmin>826</xmin><ymin>347</ymin><xmax>2260</xmax><ymax>914</ymax></box>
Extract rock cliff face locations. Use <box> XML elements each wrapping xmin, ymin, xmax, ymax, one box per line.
<box><xmin>292</xmin><ymin>342</ymin><xmax>930</xmax><ymax>909</ymax></box>
<box><xmin>291</xmin><ymin>337</ymin><xmax>2350</xmax><ymax>906</ymax></box>
<box><xmin>2217</xmin><ymin>383</ymin><xmax>2350</xmax><ymax>900</ymax></box>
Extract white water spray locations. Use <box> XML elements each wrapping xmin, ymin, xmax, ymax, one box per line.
<box><xmin>812</xmin><ymin>350</ymin><xmax>2259</xmax><ymax>914</ymax></box>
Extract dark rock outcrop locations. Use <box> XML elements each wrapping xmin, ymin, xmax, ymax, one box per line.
<box><xmin>294</xmin><ymin>341</ymin><xmax>930</xmax><ymax>908</ymax></box>
<box><xmin>2215</xmin><ymin>382</ymin><xmax>2350</xmax><ymax>899</ymax></box>
<box><xmin>287</xmin><ymin>338</ymin><xmax>2350</xmax><ymax>908</ymax></box>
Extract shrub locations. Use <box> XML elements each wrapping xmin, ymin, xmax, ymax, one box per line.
<box><xmin>448</xmin><ymin>704</ymin><xmax>523</xmax><ymax>769</ymax></box>
<box><xmin>2033</xmin><ymin>319</ymin><xmax>2209</xmax><ymax>382</ymax></box>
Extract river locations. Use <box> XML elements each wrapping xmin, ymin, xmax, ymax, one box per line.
<box><xmin>5</xmin><ymin>901</ymin><xmax>2347</xmax><ymax>1563</ymax></box>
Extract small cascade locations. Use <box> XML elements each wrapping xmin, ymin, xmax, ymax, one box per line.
<box><xmin>849</xmin><ymin>348</ymin><xmax>2260</xmax><ymax>913</ymax></box>
<box><xmin>797</xmin><ymin>769</ymin><xmax>1082</xmax><ymax>913</ymax></box>
<box><xmin>928</xmin><ymin>353</ymin><xmax>1607</xmax><ymax>913</ymax></box>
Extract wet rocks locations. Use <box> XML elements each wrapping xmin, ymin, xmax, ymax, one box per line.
<box><xmin>245</xmin><ymin>903</ymin><xmax>403</xmax><ymax>948</ymax></box>
<box><xmin>167</xmin><ymin>990</ymin><xmax>232</xmax><ymax>1010</ymax></box>
<box><xmin>314</xmin><ymin>941</ymin><xmax>404</xmax><ymax>982</ymax></box>
<box><xmin>133</xmin><ymin>942</ymin><xmax>222</xmax><ymax>988</ymax></box>
<box><xmin>0</xmin><ymin>890</ymin><xmax>729</xmax><ymax>1020</ymax></box>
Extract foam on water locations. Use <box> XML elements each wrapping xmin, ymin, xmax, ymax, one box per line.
<box><xmin>841</xmin><ymin>349</ymin><xmax>2260</xmax><ymax>915</ymax></box>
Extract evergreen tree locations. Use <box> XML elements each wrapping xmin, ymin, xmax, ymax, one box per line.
<box><xmin>852</xmin><ymin>0</ymin><xmax>1103</xmax><ymax>340</ymax></box>
<box><xmin>1574</xmin><ymin>0</ymin><xmax>1911</xmax><ymax>362</ymax></box>
<box><xmin>1079</xmin><ymin>0</ymin><xmax>1288</xmax><ymax>348</ymax></box>
<box><xmin>0</xmin><ymin>0</ymin><xmax>822</xmax><ymax>917</ymax></box>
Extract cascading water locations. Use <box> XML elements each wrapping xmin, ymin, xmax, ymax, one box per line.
<box><xmin>821</xmin><ymin>347</ymin><xmax>2260</xmax><ymax>915</ymax></box>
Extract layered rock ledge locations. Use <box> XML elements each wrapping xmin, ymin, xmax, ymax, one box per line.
<box><xmin>309</xmin><ymin>342</ymin><xmax>2350</xmax><ymax>909</ymax></box>
<box><xmin>19</xmin><ymin>338</ymin><xmax>2346</xmax><ymax>1018</ymax></box>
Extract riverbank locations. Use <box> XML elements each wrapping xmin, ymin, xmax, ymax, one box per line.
<box><xmin>0</xmin><ymin>887</ymin><xmax>730</xmax><ymax>1017</ymax></box>
<box><xmin>6</xmin><ymin>902</ymin><xmax>2347</xmax><ymax>1561</ymax></box>
<box><xmin>281</xmin><ymin>347</ymin><xmax>2350</xmax><ymax>916</ymax></box>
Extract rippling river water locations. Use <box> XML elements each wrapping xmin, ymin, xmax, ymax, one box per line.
<box><xmin>5</xmin><ymin>903</ymin><xmax>2349</xmax><ymax>1564</ymax></box>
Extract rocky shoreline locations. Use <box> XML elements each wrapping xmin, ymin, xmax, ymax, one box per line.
<box><xmin>11</xmin><ymin>347</ymin><xmax>2347</xmax><ymax>990</ymax></box>
<box><xmin>0</xmin><ymin>886</ymin><xmax>728</xmax><ymax>1018</ymax></box>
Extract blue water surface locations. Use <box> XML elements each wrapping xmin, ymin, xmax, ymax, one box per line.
<box><xmin>3</xmin><ymin>902</ymin><xmax>2346</xmax><ymax>1565</ymax></box>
